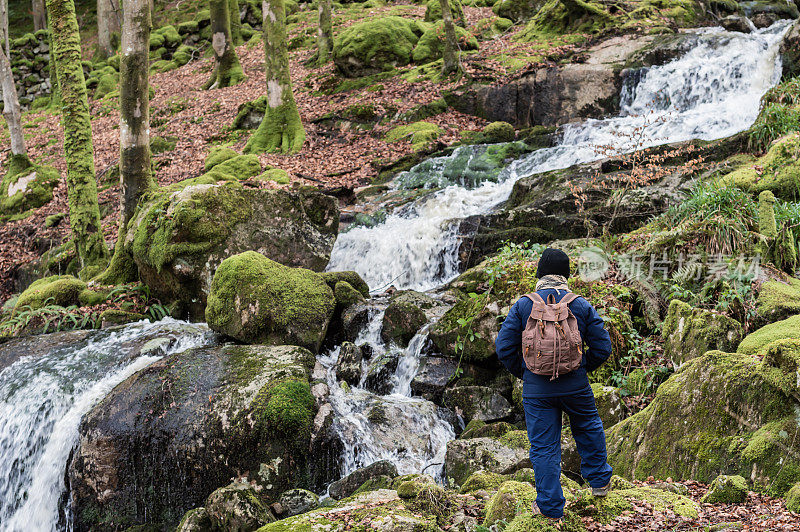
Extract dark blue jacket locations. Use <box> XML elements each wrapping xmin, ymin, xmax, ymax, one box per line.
<box><xmin>495</xmin><ymin>288</ymin><xmax>612</xmax><ymax>398</ymax></box>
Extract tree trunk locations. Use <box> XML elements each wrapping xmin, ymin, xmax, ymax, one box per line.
<box><xmin>203</xmin><ymin>0</ymin><xmax>244</xmax><ymax>89</ymax></box>
<box><xmin>228</xmin><ymin>0</ymin><xmax>243</xmax><ymax>45</ymax></box>
<box><xmin>0</xmin><ymin>39</ymin><xmax>26</xmax><ymax>156</ymax></box>
<box><xmin>97</xmin><ymin>0</ymin><xmax>121</xmax><ymax>59</ymax></box>
<box><xmin>32</xmin><ymin>0</ymin><xmax>47</xmax><ymax>31</ymax></box>
<box><xmin>244</xmin><ymin>0</ymin><xmax>304</xmax><ymax>154</ymax></box>
<box><xmin>120</xmin><ymin>0</ymin><xmax>155</xmax><ymax>224</ymax></box>
<box><xmin>317</xmin><ymin>0</ymin><xmax>332</xmax><ymax>65</ymax></box>
<box><xmin>0</xmin><ymin>0</ymin><xmax>9</xmax><ymax>58</ymax></box>
<box><xmin>439</xmin><ymin>0</ymin><xmax>460</xmax><ymax>75</ymax></box>
<box><xmin>46</xmin><ymin>0</ymin><xmax>108</xmax><ymax>271</ymax></box>
<box><xmin>47</xmin><ymin>17</ymin><xmax>60</xmax><ymax>106</ymax></box>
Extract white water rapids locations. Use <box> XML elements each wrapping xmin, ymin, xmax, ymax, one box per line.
<box><xmin>0</xmin><ymin>320</ymin><xmax>215</xmax><ymax>531</ymax></box>
<box><xmin>327</xmin><ymin>22</ymin><xmax>791</xmax><ymax>291</ymax></box>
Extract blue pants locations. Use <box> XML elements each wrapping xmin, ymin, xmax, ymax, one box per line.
<box><xmin>523</xmin><ymin>386</ymin><xmax>613</xmax><ymax>518</ymax></box>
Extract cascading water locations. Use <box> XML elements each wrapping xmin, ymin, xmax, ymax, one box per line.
<box><xmin>327</xmin><ymin>22</ymin><xmax>792</xmax><ymax>291</ymax></box>
<box><xmin>0</xmin><ymin>319</ymin><xmax>217</xmax><ymax>531</ymax></box>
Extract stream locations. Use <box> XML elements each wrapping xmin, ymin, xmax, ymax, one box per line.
<box><xmin>0</xmin><ymin>20</ymin><xmax>792</xmax><ymax>532</ymax></box>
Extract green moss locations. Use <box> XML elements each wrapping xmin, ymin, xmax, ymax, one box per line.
<box><xmin>386</xmin><ymin>121</ymin><xmax>443</xmax><ymax>152</ymax></box>
<box><xmin>15</xmin><ymin>275</ymin><xmax>87</xmax><ymax>311</ymax></box>
<box><xmin>78</xmin><ymin>287</ymin><xmax>111</xmax><ymax>306</ymax></box>
<box><xmin>254</xmin><ymin>378</ymin><xmax>315</xmax><ymax>439</ymax></box>
<box><xmin>483</xmin><ymin>121</ymin><xmax>515</xmax><ymax>143</ymax></box>
<box><xmin>211</xmin><ymin>155</ymin><xmax>263</xmax><ymax>180</ymax></box>
<box><xmin>149</xmin><ymin>32</ymin><xmax>166</xmax><ymax>49</ymax></box>
<box><xmin>256</xmin><ymin>168</ymin><xmax>290</xmax><ymax>184</ymax></box>
<box><xmin>334</xmin><ymin>281</ymin><xmax>365</xmax><ymax>307</ymax></box>
<box><xmin>98</xmin><ymin>309</ymin><xmax>147</xmax><ymax>326</ymax></box>
<box><xmin>483</xmin><ymin>481</ymin><xmax>537</xmax><ymax>526</ymax></box>
<box><xmin>498</xmin><ymin>430</ymin><xmax>529</xmax><ymax>450</ymax></box>
<box><xmin>759</xmin><ymin>190</ymin><xmax>778</xmax><ymax>238</ymax></box>
<box><xmin>505</xmin><ymin>511</ymin><xmax>584</xmax><ymax>532</ymax></box>
<box><xmin>150</xmin><ymin>136</ymin><xmax>177</xmax><ymax>155</ymax></box>
<box><xmin>93</xmin><ymin>72</ymin><xmax>119</xmax><ymax>100</ymax></box>
<box><xmin>738</xmin><ymin>315</ymin><xmax>800</xmax><ymax>356</ymax></box>
<box><xmin>332</xmin><ymin>16</ymin><xmax>429</xmax><ymax>76</ymax></box>
<box><xmin>459</xmin><ymin>471</ymin><xmax>506</xmax><ymax>493</ymax></box>
<box><xmin>204</xmin><ymin>147</ymin><xmax>239</xmax><ymax>171</ymax></box>
<box><xmin>662</xmin><ymin>299</ymin><xmax>744</xmax><ymax>364</ymax></box>
<box><xmin>319</xmin><ymin>271</ymin><xmax>370</xmax><ymax>296</ymax></box>
<box><xmin>412</xmin><ymin>21</ymin><xmax>478</xmax><ymax>64</ymax></box>
<box><xmin>493</xmin><ymin>0</ymin><xmax>539</xmax><ymax>22</ymax></box>
<box><xmin>572</xmin><ymin>487</ymin><xmax>698</xmax><ymax>522</ymax></box>
<box><xmin>0</xmin><ymin>155</ymin><xmax>61</xmax><ymax>216</ymax></box>
<box><xmin>723</xmin><ymin>133</ymin><xmax>800</xmax><ymax>201</ymax></box>
<box><xmin>156</xmin><ymin>25</ymin><xmax>182</xmax><ymax>46</ymax></box>
<box><xmin>759</xmin><ymin>339</ymin><xmax>800</xmax><ymax>398</ymax></box>
<box><xmin>786</xmin><ymin>482</ymin><xmax>800</xmax><ymax>512</ymax></box>
<box><xmin>424</xmin><ymin>0</ymin><xmax>466</xmax><ymax>26</ymax></box>
<box><xmin>396</xmin><ymin>475</ymin><xmax>435</xmax><ymax>498</ymax></box>
<box><xmin>701</xmin><ymin>475</ymin><xmax>748</xmax><ymax>504</ymax></box>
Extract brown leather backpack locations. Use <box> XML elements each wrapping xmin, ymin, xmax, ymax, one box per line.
<box><xmin>521</xmin><ymin>292</ymin><xmax>583</xmax><ymax>380</ymax></box>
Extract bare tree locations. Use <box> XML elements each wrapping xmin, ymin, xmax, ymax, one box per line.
<box><xmin>203</xmin><ymin>0</ymin><xmax>244</xmax><ymax>89</ymax></box>
<box><xmin>439</xmin><ymin>0</ymin><xmax>461</xmax><ymax>75</ymax></box>
<box><xmin>32</xmin><ymin>0</ymin><xmax>47</xmax><ymax>31</ymax></box>
<box><xmin>97</xmin><ymin>0</ymin><xmax>121</xmax><ymax>59</ymax></box>
<box><xmin>47</xmin><ymin>0</ymin><xmax>109</xmax><ymax>271</ymax></box>
<box><xmin>317</xmin><ymin>0</ymin><xmax>332</xmax><ymax>65</ymax></box>
<box><xmin>1</xmin><ymin>0</ymin><xmax>24</xmax><ymax>156</ymax></box>
<box><xmin>244</xmin><ymin>0</ymin><xmax>305</xmax><ymax>154</ymax></box>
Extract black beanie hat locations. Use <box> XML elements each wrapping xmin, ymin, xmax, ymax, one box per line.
<box><xmin>536</xmin><ymin>248</ymin><xmax>570</xmax><ymax>279</ymax></box>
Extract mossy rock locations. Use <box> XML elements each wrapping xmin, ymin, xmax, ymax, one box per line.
<box><xmin>722</xmin><ymin>133</ymin><xmax>800</xmax><ymax>201</ymax></box>
<box><xmin>590</xmin><ymin>383</ymin><xmax>625</xmax><ymax>427</ymax></box>
<box><xmin>483</xmin><ymin>480</ymin><xmax>537</xmax><ymax>526</ymax></box>
<box><xmin>14</xmin><ymin>275</ymin><xmax>87</xmax><ymax>311</ymax></box>
<box><xmin>759</xmin><ymin>339</ymin><xmax>800</xmax><ymax>399</ymax></box>
<box><xmin>396</xmin><ymin>475</ymin><xmax>435</xmax><ymax>499</ymax></box>
<box><xmin>381</xmin><ymin>290</ymin><xmax>435</xmax><ymax>346</ymax></box>
<box><xmin>412</xmin><ymin>21</ymin><xmax>478</xmax><ymax>64</ymax></box>
<box><xmin>385</xmin><ymin>121</ymin><xmax>444</xmax><ymax>152</ymax></box>
<box><xmin>701</xmin><ymin>474</ymin><xmax>748</xmax><ymax>504</ymax></box>
<box><xmin>424</xmin><ymin>0</ymin><xmax>466</xmax><ymax>26</ymax></box>
<box><xmin>333</xmin><ymin>281</ymin><xmax>365</xmax><ymax>307</ymax></box>
<box><xmin>333</xmin><ymin>16</ymin><xmax>430</xmax><ymax>77</ymax></box>
<box><xmin>319</xmin><ymin>271</ymin><xmax>370</xmax><ymax>297</ymax></box>
<box><xmin>208</xmin><ymin>155</ymin><xmax>263</xmax><ymax>181</ymax></box>
<box><xmin>483</xmin><ymin>121</ymin><xmax>516</xmax><ymax>143</ymax></box>
<box><xmin>755</xmin><ymin>277</ymin><xmax>800</xmax><ymax>326</ymax></box>
<box><xmin>205</xmin><ymin>482</ymin><xmax>275</xmax><ymax>530</ymax></box>
<box><xmin>460</xmin><ymin>420</ymin><xmax>515</xmax><ymax>439</ymax></box>
<box><xmin>607</xmin><ymin>350</ymin><xmax>800</xmax><ymax>497</ymax></box>
<box><xmin>98</xmin><ymin>309</ymin><xmax>146</xmax><ymax>327</ymax></box>
<box><xmin>493</xmin><ymin>0</ymin><xmax>545</xmax><ymax>22</ymax></box>
<box><xmin>428</xmin><ymin>293</ymin><xmax>499</xmax><ymax>362</ymax></box>
<box><xmin>256</xmin><ymin>168</ymin><xmax>290</xmax><ymax>185</ymax></box>
<box><xmin>176</xmin><ymin>507</ymin><xmax>211</xmax><ymax>531</ymax></box>
<box><xmin>662</xmin><ymin>299</ymin><xmax>744</xmax><ymax>365</ymax></box>
<box><xmin>570</xmin><ymin>486</ymin><xmax>699</xmax><ymax>522</ymax></box>
<box><xmin>0</xmin><ymin>154</ymin><xmax>60</xmax><ymax>216</ymax></box>
<box><xmin>786</xmin><ymin>482</ymin><xmax>800</xmax><ymax>512</ymax></box>
<box><xmin>71</xmin><ymin>344</ymin><xmax>316</xmax><ymax>530</ymax></box>
<box><xmin>459</xmin><ymin>470</ymin><xmax>506</xmax><ymax>493</ymax></box>
<box><xmin>444</xmin><ymin>436</ymin><xmax>528</xmax><ymax>485</ymax></box>
<box><xmin>150</xmin><ymin>136</ymin><xmax>177</xmax><ymax>154</ymax></box>
<box><xmin>204</xmin><ymin>147</ymin><xmax>239</xmax><ymax>171</ymax></box>
<box><xmin>93</xmin><ymin>72</ymin><xmax>119</xmax><ymax>99</ymax></box>
<box><xmin>737</xmin><ymin>315</ymin><xmax>800</xmax><ymax>357</ymax></box>
<box><xmin>206</xmin><ymin>251</ymin><xmax>336</xmax><ymax>352</ymax></box>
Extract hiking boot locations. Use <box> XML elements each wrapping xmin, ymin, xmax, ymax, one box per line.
<box><xmin>531</xmin><ymin>502</ymin><xmax>563</xmax><ymax>529</ymax></box>
<box><xmin>592</xmin><ymin>481</ymin><xmax>612</xmax><ymax>497</ymax></box>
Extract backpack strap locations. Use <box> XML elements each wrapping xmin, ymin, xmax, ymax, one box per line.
<box><xmin>523</xmin><ymin>293</ymin><xmax>545</xmax><ymax>304</ymax></box>
<box><xmin>559</xmin><ymin>293</ymin><xmax>580</xmax><ymax>305</ymax></box>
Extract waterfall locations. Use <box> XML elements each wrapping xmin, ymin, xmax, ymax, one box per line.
<box><xmin>327</xmin><ymin>21</ymin><xmax>791</xmax><ymax>292</ymax></box>
<box><xmin>0</xmin><ymin>320</ymin><xmax>216</xmax><ymax>531</ymax></box>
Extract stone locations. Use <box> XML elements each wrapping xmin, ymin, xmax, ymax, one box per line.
<box><xmin>328</xmin><ymin>460</ymin><xmax>399</xmax><ymax>500</ymax></box>
<box><xmin>444</xmin><ymin>437</ymin><xmax>529</xmax><ymax>485</ymax></box>
<box><xmin>341</xmin><ymin>303</ymin><xmax>371</xmax><ymax>341</ymax></box>
<box><xmin>381</xmin><ymin>290</ymin><xmax>435</xmax><ymax>346</ymax></box>
<box><xmin>786</xmin><ymin>482</ymin><xmax>800</xmax><ymax>512</ymax></box>
<box><xmin>396</xmin><ymin>475</ymin><xmax>435</xmax><ymax>499</ymax></box>
<box><xmin>737</xmin><ymin>315</ymin><xmax>800</xmax><ymax>357</ymax></box>
<box><xmin>336</xmin><ymin>341</ymin><xmax>363</xmax><ymax>385</ymax></box>
<box><xmin>429</xmin><ymin>296</ymin><xmax>502</xmax><ymax>362</ymax></box>
<box><xmin>363</xmin><ymin>352</ymin><xmax>400</xmax><ymax>394</ymax></box>
<box><xmin>662</xmin><ymin>300</ymin><xmax>744</xmax><ymax>365</ymax></box>
<box><xmin>442</xmin><ymin>386</ymin><xmax>513</xmax><ymax>424</ymax></box>
<box><xmin>0</xmin><ymin>155</ymin><xmax>60</xmax><ymax>216</ymax></box>
<box><xmin>721</xmin><ymin>15</ymin><xmax>752</xmax><ymax>33</ymax></box>
<box><xmin>411</xmin><ymin>356</ymin><xmax>459</xmax><ymax>400</ymax></box>
<box><xmin>590</xmin><ymin>383</ymin><xmax>625</xmax><ymax>427</ymax></box>
<box><xmin>754</xmin><ymin>277</ymin><xmax>800</xmax><ymax>328</ymax></box>
<box><xmin>780</xmin><ymin>20</ymin><xmax>800</xmax><ymax>80</ymax></box>
<box><xmin>176</xmin><ymin>507</ymin><xmax>212</xmax><ymax>531</ymax></box>
<box><xmin>206</xmin><ymin>251</ymin><xmax>336</xmax><ymax>353</ymax></box>
<box><xmin>493</xmin><ymin>0</ymin><xmax>545</xmax><ymax>22</ymax></box>
<box><xmin>205</xmin><ymin>482</ymin><xmax>274</xmax><ymax>531</ymax></box>
<box><xmin>701</xmin><ymin>475</ymin><xmax>749</xmax><ymax>504</ymax></box>
<box><xmin>126</xmin><ymin>182</ymin><xmax>339</xmax><ymax>319</ymax></box>
<box><xmin>483</xmin><ymin>480</ymin><xmax>537</xmax><ymax>527</ymax></box>
<box><xmin>69</xmin><ymin>344</ymin><xmax>320</xmax><ymax>530</ymax></box>
<box><xmin>277</xmin><ymin>488</ymin><xmax>320</xmax><ymax>517</ymax></box>
<box><xmin>412</xmin><ymin>21</ymin><xmax>477</xmax><ymax>64</ymax></box>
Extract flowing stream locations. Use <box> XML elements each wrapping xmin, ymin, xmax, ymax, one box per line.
<box><xmin>0</xmin><ymin>20</ymin><xmax>793</xmax><ymax>532</ymax></box>
<box><xmin>0</xmin><ymin>320</ymin><xmax>216</xmax><ymax>531</ymax></box>
<box><xmin>327</xmin><ymin>22</ymin><xmax>791</xmax><ymax>291</ymax></box>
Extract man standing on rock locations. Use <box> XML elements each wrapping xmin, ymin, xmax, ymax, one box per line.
<box><xmin>495</xmin><ymin>248</ymin><xmax>614</xmax><ymax>525</ymax></box>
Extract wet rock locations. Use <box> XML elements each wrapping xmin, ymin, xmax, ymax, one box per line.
<box><xmin>781</xmin><ymin>20</ymin><xmax>800</xmax><ymax>80</ymax></box>
<box><xmin>206</xmin><ymin>252</ymin><xmax>336</xmax><ymax>353</ymax></box>
<box><xmin>381</xmin><ymin>290</ymin><xmax>435</xmax><ymax>346</ymax></box>
<box><xmin>329</xmin><ymin>460</ymin><xmax>399</xmax><ymax>500</ymax></box>
<box><xmin>607</xmin><ymin>350</ymin><xmax>800</xmax><ymax>497</ymax></box>
<box><xmin>205</xmin><ymin>482</ymin><xmax>274</xmax><ymax>531</ymax></box>
<box><xmin>176</xmin><ymin>507</ymin><xmax>212</xmax><ymax>531</ymax></box>
<box><xmin>752</xmin><ymin>12</ymin><xmax>782</xmax><ymax>28</ymax></box>
<box><xmin>309</xmin><ymin>402</ymin><xmax>345</xmax><ymax>492</ymax></box>
<box><xmin>69</xmin><ymin>344</ymin><xmax>316</xmax><ymax>530</ymax></box>
<box><xmin>443</xmin><ymin>386</ymin><xmax>513</xmax><ymax>424</ymax></box>
<box><xmin>460</xmin><ymin>420</ymin><xmax>516</xmax><ymax>440</ymax></box>
<box><xmin>363</xmin><ymin>352</ymin><xmax>400</xmax><ymax>394</ymax></box>
<box><xmin>721</xmin><ymin>15</ymin><xmax>752</xmax><ymax>33</ymax></box>
<box><xmin>411</xmin><ymin>356</ymin><xmax>459</xmax><ymax>400</ymax></box>
<box><xmin>444</xmin><ymin>437</ymin><xmax>529</xmax><ymax>485</ymax></box>
<box><xmin>320</xmin><ymin>271</ymin><xmax>371</xmax><ymax>298</ymax></box>
<box><xmin>341</xmin><ymin>303</ymin><xmax>372</xmax><ymax>342</ymax></box>
<box><xmin>336</xmin><ymin>342</ymin><xmax>363</xmax><ymax>385</ymax></box>
<box><xmin>591</xmin><ymin>383</ymin><xmax>625</xmax><ymax>427</ymax></box>
<box><xmin>277</xmin><ymin>488</ymin><xmax>320</xmax><ymax>517</ymax></box>
<box><xmin>125</xmin><ymin>182</ymin><xmax>339</xmax><ymax>319</ymax></box>
<box><xmin>662</xmin><ymin>300</ymin><xmax>743</xmax><ymax>365</ymax></box>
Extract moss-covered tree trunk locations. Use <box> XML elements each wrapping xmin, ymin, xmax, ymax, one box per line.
<box><xmin>0</xmin><ymin>38</ymin><xmax>26</xmax><ymax>156</ymax></box>
<box><xmin>244</xmin><ymin>0</ymin><xmax>305</xmax><ymax>154</ymax></box>
<box><xmin>316</xmin><ymin>0</ymin><xmax>332</xmax><ymax>65</ymax></box>
<box><xmin>47</xmin><ymin>18</ymin><xmax>61</xmax><ymax>107</ymax></box>
<box><xmin>46</xmin><ymin>0</ymin><xmax>109</xmax><ymax>272</ymax></box>
<box><xmin>228</xmin><ymin>0</ymin><xmax>243</xmax><ymax>45</ymax></box>
<box><xmin>32</xmin><ymin>0</ymin><xmax>47</xmax><ymax>31</ymax></box>
<box><xmin>97</xmin><ymin>0</ymin><xmax>121</xmax><ymax>59</ymax></box>
<box><xmin>203</xmin><ymin>0</ymin><xmax>245</xmax><ymax>89</ymax></box>
<box><xmin>439</xmin><ymin>0</ymin><xmax>460</xmax><ymax>75</ymax></box>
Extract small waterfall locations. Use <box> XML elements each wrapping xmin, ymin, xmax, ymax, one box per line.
<box><xmin>327</xmin><ymin>21</ymin><xmax>791</xmax><ymax>291</ymax></box>
<box><xmin>0</xmin><ymin>319</ymin><xmax>216</xmax><ymax>531</ymax></box>
<box><xmin>320</xmin><ymin>313</ymin><xmax>455</xmax><ymax>481</ymax></box>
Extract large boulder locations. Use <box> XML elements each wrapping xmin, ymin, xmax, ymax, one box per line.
<box><xmin>781</xmin><ymin>20</ymin><xmax>800</xmax><ymax>80</ymax></box>
<box><xmin>69</xmin><ymin>344</ymin><xmax>321</xmax><ymax>530</ymax></box>
<box><xmin>483</xmin><ymin>480</ymin><xmax>537</xmax><ymax>527</ymax></box>
<box><xmin>493</xmin><ymin>0</ymin><xmax>545</xmax><ymax>22</ymax></box>
<box><xmin>125</xmin><ymin>182</ymin><xmax>338</xmax><ymax>319</ymax></box>
<box><xmin>607</xmin><ymin>350</ymin><xmax>800</xmax><ymax>497</ymax></box>
<box><xmin>591</xmin><ymin>383</ymin><xmax>625</xmax><ymax>427</ymax></box>
<box><xmin>205</xmin><ymin>482</ymin><xmax>275</xmax><ymax>531</ymax></box>
<box><xmin>429</xmin><ymin>294</ymin><xmax>502</xmax><ymax>362</ymax></box>
<box><xmin>328</xmin><ymin>460</ymin><xmax>398</xmax><ymax>500</ymax></box>
<box><xmin>444</xmin><ymin>437</ymin><xmax>529</xmax><ymax>485</ymax></box>
<box><xmin>411</xmin><ymin>356</ymin><xmax>459</xmax><ymax>401</ymax></box>
<box><xmin>0</xmin><ymin>154</ymin><xmax>60</xmax><ymax>217</ymax></box>
<box><xmin>205</xmin><ymin>251</ymin><xmax>336</xmax><ymax>353</ymax></box>
<box><xmin>442</xmin><ymin>385</ymin><xmax>513</xmax><ymax>424</ymax></box>
<box><xmin>723</xmin><ymin>133</ymin><xmax>800</xmax><ymax>201</ymax></box>
<box><xmin>381</xmin><ymin>290</ymin><xmax>436</xmax><ymax>346</ymax></box>
<box><xmin>701</xmin><ymin>474</ymin><xmax>748</xmax><ymax>504</ymax></box>
<box><xmin>662</xmin><ymin>299</ymin><xmax>744</xmax><ymax>365</ymax></box>
<box><xmin>333</xmin><ymin>16</ymin><xmax>429</xmax><ymax>77</ymax></box>
<box><xmin>737</xmin><ymin>315</ymin><xmax>800</xmax><ymax>356</ymax></box>
<box><xmin>412</xmin><ymin>21</ymin><xmax>478</xmax><ymax>64</ymax></box>
<box><xmin>755</xmin><ymin>277</ymin><xmax>800</xmax><ymax>327</ymax></box>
